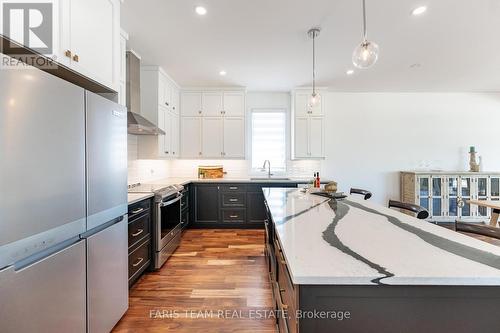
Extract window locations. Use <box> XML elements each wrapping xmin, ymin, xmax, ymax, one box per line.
<box><xmin>250</xmin><ymin>110</ymin><xmax>286</xmax><ymax>172</ymax></box>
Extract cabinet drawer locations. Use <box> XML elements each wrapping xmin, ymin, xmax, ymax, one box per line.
<box><xmin>222</xmin><ymin>209</ymin><xmax>246</xmax><ymax>222</ymax></box>
<box><xmin>128</xmin><ymin>199</ymin><xmax>151</xmax><ymax>220</ymax></box>
<box><xmin>221</xmin><ymin>192</ymin><xmax>246</xmax><ymax>207</ymax></box>
<box><xmin>128</xmin><ymin>212</ymin><xmax>150</xmax><ymax>249</ymax></box>
<box><xmin>128</xmin><ymin>239</ymin><xmax>151</xmax><ymax>281</ymax></box>
<box><xmin>220</xmin><ymin>184</ymin><xmax>246</xmax><ymax>192</ymax></box>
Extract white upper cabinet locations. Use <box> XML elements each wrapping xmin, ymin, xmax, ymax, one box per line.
<box><xmin>294</xmin><ymin>91</ymin><xmax>323</xmax><ymax>117</ymax></box>
<box><xmin>138</xmin><ymin>66</ymin><xmax>180</xmax><ymax>159</ymax></box>
<box><xmin>162</xmin><ymin>106</ymin><xmax>171</xmax><ymax>156</ymax></box>
<box><xmin>118</xmin><ymin>30</ymin><xmax>128</xmax><ymax>106</ymax></box>
<box><xmin>181</xmin><ymin>117</ymin><xmax>202</xmax><ymax>158</ymax></box>
<box><xmin>294</xmin><ymin>117</ymin><xmax>309</xmax><ymax>158</ymax></box>
<box><xmin>223</xmin><ymin>92</ymin><xmax>245</xmax><ymax>117</ymax></box>
<box><xmin>202</xmin><ymin>92</ymin><xmax>223</xmax><ymax>116</ymax></box>
<box><xmin>171</xmin><ymin>113</ymin><xmax>180</xmax><ymax>156</ymax></box>
<box><xmin>292</xmin><ymin>89</ymin><xmax>325</xmax><ymax>159</ymax></box>
<box><xmin>309</xmin><ymin>117</ymin><xmax>324</xmax><ymax>157</ymax></box>
<box><xmin>202</xmin><ymin>118</ymin><xmax>224</xmax><ymax>157</ymax></box>
<box><xmin>61</xmin><ymin>0</ymin><xmax>120</xmax><ymax>91</ymax></box>
<box><xmin>180</xmin><ymin>89</ymin><xmax>246</xmax><ymax>159</ymax></box>
<box><xmin>6</xmin><ymin>0</ymin><xmax>120</xmax><ymax>91</ymax></box>
<box><xmin>181</xmin><ymin>92</ymin><xmax>202</xmax><ymax>116</ymax></box>
<box><xmin>171</xmin><ymin>86</ymin><xmax>180</xmax><ymax>114</ymax></box>
<box><xmin>158</xmin><ymin>73</ymin><xmax>173</xmax><ymax>109</ymax></box>
<box><xmin>223</xmin><ymin>118</ymin><xmax>245</xmax><ymax>158</ymax></box>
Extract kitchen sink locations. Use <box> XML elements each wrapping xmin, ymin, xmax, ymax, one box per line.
<box><xmin>250</xmin><ymin>177</ymin><xmax>291</xmax><ymax>181</ymax></box>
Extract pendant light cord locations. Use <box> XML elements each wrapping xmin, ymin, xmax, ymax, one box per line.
<box><xmin>362</xmin><ymin>0</ymin><xmax>367</xmax><ymax>40</ymax></box>
<box><xmin>312</xmin><ymin>32</ymin><xmax>316</xmax><ymax>95</ymax></box>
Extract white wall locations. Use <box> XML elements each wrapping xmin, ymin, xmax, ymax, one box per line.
<box><xmin>322</xmin><ymin>92</ymin><xmax>500</xmax><ymax>205</ymax></box>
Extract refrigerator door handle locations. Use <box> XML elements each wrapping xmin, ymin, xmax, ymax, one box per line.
<box><xmin>4</xmin><ymin>237</ymin><xmax>81</xmax><ymax>272</ymax></box>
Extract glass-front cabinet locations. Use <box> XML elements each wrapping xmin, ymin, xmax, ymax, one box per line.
<box><xmin>401</xmin><ymin>172</ymin><xmax>500</xmax><ymax>223</ymax></box>
<box><xmin>447</xmin><ymin>176</ymin><xmax>459</xmax><ymax>219</ymax></box>
<box><xmin>459</xmin><ymin>176</ymin><xmax>473</xmax><ymax>218</ymax></box>
<box><xmin>476</xmin><ymin>176</ymin><xmax>489</xmax><ymax>218</ymax></box>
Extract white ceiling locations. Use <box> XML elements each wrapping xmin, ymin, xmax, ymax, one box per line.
<box><xmin>121</xmin><ymin>0</ymin><xmax>500</xmax><ymax>92</ymax></box>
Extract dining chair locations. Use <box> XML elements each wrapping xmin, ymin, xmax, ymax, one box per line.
<box><xmin>388</xmin><ymin>200</ymin><xmax>429</xmax><ymax>220</ymax></box>
<box><xmin>350</xmin><ymin>188</ymin><xmax>372</xmax><ymax>200</ymax></box>
<box><xmin>455</xmin><ymin>219</ymin><xmax>500</xmax><ymax>240</ymax></box>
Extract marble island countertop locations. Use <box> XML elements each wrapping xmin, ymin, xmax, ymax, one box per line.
<box><xmin>263</xmin><ymin>188</ymin><xmax>500</xmax><ymax>286</ymax></box>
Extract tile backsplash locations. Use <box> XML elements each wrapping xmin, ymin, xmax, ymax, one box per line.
<box><xmin>128</xmin><ymin>135</ymin><xmax>322</xmax><ymax>184</ymax></box>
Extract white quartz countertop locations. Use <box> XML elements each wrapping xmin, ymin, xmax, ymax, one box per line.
<box><xmin>127</xmin><ymin>192</ymin><xmax>154</xmax><ymax>205</ymax></box>
<box><xmin>140</xmin><ymin>177</ymin><xmax>328</xmax><ymax>187</ymax></box>
<box><xmin>263</xmin><ymin>188</ymin><xmax>500</xmax><ymax>286</ymax></box>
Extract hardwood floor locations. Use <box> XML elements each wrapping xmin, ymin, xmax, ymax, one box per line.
<box><xmin>113</xmin><ymin>229</ymin><xmax>277</xmax><ymax>333</ymax></box>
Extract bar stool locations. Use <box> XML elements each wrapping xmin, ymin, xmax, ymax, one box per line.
<box><xmin>455</xmin><ymin>219</ymin><xmax>500</xmax><ymax>240</ymax></box>
<box><xmin>388</xmin><ymin>200</ymin><xmax>429</xmax><ymax>220</ymax></box>
<box><xmin>350</xmin><ymin>188</ymin><xmax>372</xmax><ymax>200</ymax></box>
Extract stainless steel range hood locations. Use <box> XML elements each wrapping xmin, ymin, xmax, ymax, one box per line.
<box><xmin>126</xmin><ymin>51</ymin><xmax>165</xmax><ymax>135</ymax></box>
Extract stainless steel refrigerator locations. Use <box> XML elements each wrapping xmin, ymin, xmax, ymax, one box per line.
<box><xmin>0</xmin><ymin>66</ymin><xmax>128</xmax><ymax>333</ymax></box>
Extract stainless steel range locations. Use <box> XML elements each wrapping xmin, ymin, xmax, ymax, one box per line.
<box><xmin>128</xmin><ymin>182</ymin><xmax>184</xmax><ymax>269</ymax></box>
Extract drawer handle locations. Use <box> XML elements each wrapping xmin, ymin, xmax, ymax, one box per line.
<box><xmin>131</xmin><ymin>207</ymin><xmax>144</xmax><ymax>214</ymax></box>
<box><xmin>132</xmin><ymin>257</ymin><xmax>144</xmax><ymax>267</ymax></box>
<box><xmin>275</xmin><ymin>283</ymin><xmax>289</xmax><ymax>310</ymax></box>
<box><xmin>132</xmin><ymin>229</ymin><xmax>144</xmax><ymax>237</ymax></box>
<box><xmin>229</xmin><ymin>187</ymin><xmax>238</xmax><ymax>190</ymax></box>
<box><xmin>230</xmin><ymin>215</ymin><xmax>239</xmax><ymax>218</ymax></box>
<box><xmin>229</xmin><ymin>199</ymin><xmax>239</xmax><ymax>202</ymax></box>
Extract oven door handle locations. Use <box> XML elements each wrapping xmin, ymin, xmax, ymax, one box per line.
<box><xmin>160</xmin><ymin>194</ymin><xmax>182</xmax><ymax>207</ymax></box>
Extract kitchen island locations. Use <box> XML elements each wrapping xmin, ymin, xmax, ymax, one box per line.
<box><xmin>263</xmin><ymin>188</ymin><xmax>500</xmax><ymax>333</ymax></box>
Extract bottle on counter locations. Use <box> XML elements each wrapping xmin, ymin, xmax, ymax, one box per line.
<box><xmin>315</xmin><ymin>172</ymin><xmax>320</xmax><ymax>188</ymax></box>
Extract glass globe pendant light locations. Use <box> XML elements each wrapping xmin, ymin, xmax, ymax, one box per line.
<box><xmin>308</xmin><ymin>28</ymin><xmax>321</xmax><ymax>108</ymax></box>
<box><xmin>352</xmin><ymin>0</ymin><xmax>379</xmax><ymax>69</ymax></box>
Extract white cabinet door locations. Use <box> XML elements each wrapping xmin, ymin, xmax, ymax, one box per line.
<box><xmin>223</xmin><ymin>92</ymin><xmax>245</xmax><ymax>117</ymax></box>
<box><xmin>202</xmin><ymin>92</ymin><xmax>223</xmax><ymax>116</ymax></box>
<box><xmin>171</xmin><ymin>86</ymin><xmax>180</xmax><ymax>114</ymax></box>
<box><xmin>181</xmin><ymin>117</ymin><xmax>201</xmax><ymax>158</ymax></box>
<box><xmin>181</xmin><ymin>92</ymin><xmax>202</xmax><ymax>116</ymax></box>
<box><xmin>69</xmin><ymin>0</ymin><xmax>119</xmax><ymax>90</ymax></box>
<box><xmin>163</xmin><ymin>76</ymin><xmax>172</xmax><ymax>109</ymax></box>
<box><xmin>202</xmin><ymin>117</ymin><xmax>224</xmax><ymax>157</ymax></box>
<box><xmin>171</xmin><ymin>113</ymin><xmax>180</xmax><ymax>157</ymax></box>
<box><xmin>295</xmin><ymin>92</ymin><xmax>323</xmax><ymax>116</ymax></box>
<box><xmin>294</xmin><ymin>93</ymin><xmax>310</xmax><ymax>117</ymax></box>
<box><xmin>294</xmin><ymin>117</ymin><xmax>309</xmax><ymax>158</ymax></box>
<box><xmin>223</xmin><ymin>118</ymin><xmax>245</xmax><ymax>158</ymax></box>
<box><xmin>158</xmin><ymin>74</ymin><xmax>166</xmax><ymax>107</ymax></box>
<box><xmin>163</xmin><ymin>109</ymin><xmax>173</xmax><ymax>157</ymax></box>
<box><xmin>309</xmin><ymin>117</ymin><xmax>324</xmax><ymax>158</ymax></box>
<box><xmin>157</xmin><ymin>106</ymin><xmax>167</xmax><ymax>157</ymax></box>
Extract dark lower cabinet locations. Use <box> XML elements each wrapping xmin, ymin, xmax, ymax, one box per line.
<box><xmin>192</xmin><ymin>182</ymin><xmax>297</xmax><ymax>228</ymax></box>
<box><xmin>194</xmin><ymin>184</ymin><xmax>220</xmax><ymax>224</ymax></box>
<box><xmin>127</xmin><ymin>197</ymin><xmax>153</xmax><ymax>287</ymax></box>
<box><xmin>247</xmin><ymin>191</ymin><xmax>267</xmax><ymax>224</ymax></box>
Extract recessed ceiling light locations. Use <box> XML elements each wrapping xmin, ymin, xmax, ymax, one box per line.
<box><xmin>410</xmin><ymin>63</ymin><xmax>421</xmax><ymax>68</ymax></box>
<box><xmin>411</xmin><ymin>6</ymin><xmax>427</xmax><ymax>16</ymax></box>
<box><xmin>346</xmin><ymin>69</ymin><xmax>354</xmax><ymax>75</ymax></box>
<box><xmin>195</xmin><ymin>6</ymin><xmax>207</xmax><ymax>16</ymax></box>
<box><xmin>219</xmin><ymin>70</ymin><xmax>227</xmax><ymax>76</ymax></box>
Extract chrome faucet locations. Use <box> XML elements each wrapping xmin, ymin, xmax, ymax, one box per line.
<box><xmin>262</xmin><ymin>160</ymin><xmax>273</xmax><ymax>178</ymax></box>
